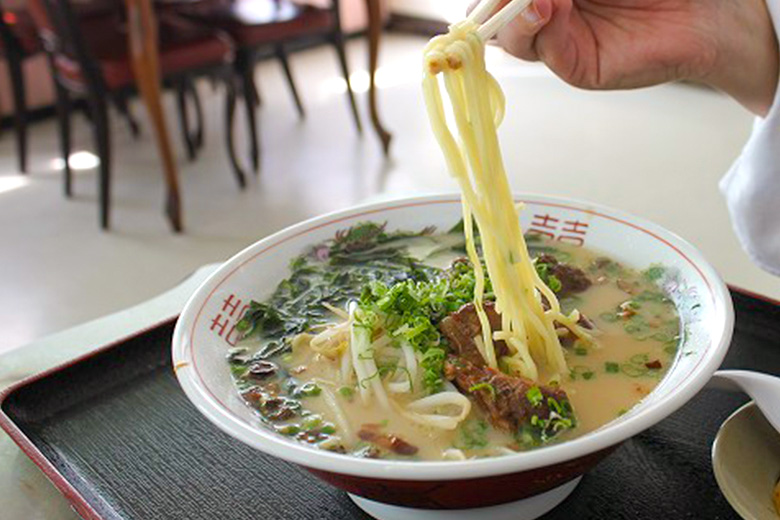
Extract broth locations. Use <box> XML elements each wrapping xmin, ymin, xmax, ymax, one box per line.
<box><xmin>229</xmin><ymin>223</ymin><xmax>679</xmax><ymax>461</ymax></box>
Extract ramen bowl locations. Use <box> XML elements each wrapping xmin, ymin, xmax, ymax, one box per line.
<box><xmin>172</xmin><ymin>194</ymin><xmax>733</xmax><ymax>519</ymax></box>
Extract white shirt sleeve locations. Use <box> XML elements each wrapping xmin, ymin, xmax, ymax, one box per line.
<box><xmin>719</xmin><ymin>0</ymin><xmax>780</xmax><ymax>276</ymax></box>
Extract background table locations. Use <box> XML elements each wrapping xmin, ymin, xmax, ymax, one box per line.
<box><xmin>124</xmin><ymin>0</ymin><xmax>392</xmax><ymax>232</ymax></box>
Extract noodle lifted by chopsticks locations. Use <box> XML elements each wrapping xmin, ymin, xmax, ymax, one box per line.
<box><xmin>422</xmin><ymin>22</ymin><xmax>592</xmax><ymax>382</ymax></box>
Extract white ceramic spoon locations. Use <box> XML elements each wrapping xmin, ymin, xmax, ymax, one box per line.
<box><xmin>711</xmin><ymin>370</ymin><xmax>780</xmax><ymax>434</ymax></box>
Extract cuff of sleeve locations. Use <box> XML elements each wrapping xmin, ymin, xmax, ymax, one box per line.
<box><xmin>719</xmin><ymin>0</ymin><xmax>780</xmax><ymax>276</ymax></box>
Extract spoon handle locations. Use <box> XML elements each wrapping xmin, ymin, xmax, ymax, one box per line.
<box><xmin>708</xmin><ymin>371</ymin><xmax>744</xmax><ymax>392</ymax></box>
<box><xmin>711</xmin><ymin>370</ymin><xmax>780</xmax><ymax>434</ymax></box>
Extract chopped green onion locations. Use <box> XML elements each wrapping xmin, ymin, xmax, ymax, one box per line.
<box><xmin>599</xmin><ymin>312</ymin><xmax>619</xmax><ymax>323</ymax></box>
<box><xmin>469</xmin><ymin>382</ymin><xmax>497</xmax><ymax>400</ymax></box>
<box><xmin>621</xmin><ymin>364</ymin><xmax>648</xmax><ymax>377</ymax></box>
<box><xmin>526</xmin><ymin>386</ymin><xmax>543</xmax><ymax>407</ymax></box>
<box><xmin>302</xmin><ymin>415</ymin><xmax>322</xmax><ymax>430</ymax></box>
<box><xmin>605</xmin><ymin>362</ymin><xmax>619</xmax><ymax>374</ymax></box>
<box><xmin>547</xmin><ymin>275</ymin><xmax>562</xmax><ymax>293</ymax></box>
<box><xmin>277</xmin><ymin>424</ymin><xmax>300</xmax><ymax>436</ymax></box>
<box><xmin>298</xmin><ymin>382</ymin><xmax>322</xmax><ymax>397</ymax></box>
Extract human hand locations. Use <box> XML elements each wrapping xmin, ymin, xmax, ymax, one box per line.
<box><xmin>492</xmin><ymin>0</ymin><xmax>779</xmax><ymax>115</ymax></box>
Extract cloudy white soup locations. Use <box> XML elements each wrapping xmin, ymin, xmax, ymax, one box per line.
<box><xmin>227</xmin><ymin>222</ymin><xmax>680</xmax><ymax>460</ymax></box>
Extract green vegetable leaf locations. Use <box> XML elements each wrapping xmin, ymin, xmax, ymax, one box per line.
<box><xmin>456</xmin><ymin>420</ymin><xmax>489</xmax><ymax>450</ymax></box>
<box><xmin>643</xmin><ymin>265</ymin><xmax>665</xmax><ymax>282</ymax></box>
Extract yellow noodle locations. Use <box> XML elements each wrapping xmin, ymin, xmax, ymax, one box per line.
<box><xmin>422</xmin><ymin>22</ymin><xmax>589</xmax><ymax>381</ymax></box>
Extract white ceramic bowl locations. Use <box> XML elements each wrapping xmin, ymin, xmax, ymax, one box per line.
<box><xmin>172</xmin><ymin>194</ymin><xmax>734</xmax><ymax>516</ymax></box>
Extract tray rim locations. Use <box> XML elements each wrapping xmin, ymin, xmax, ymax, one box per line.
<box><xmin>0</xmin><ymin>286</ymin><xmax>776</xmax><ymax>520</ymax></box>
<box><xmin>0</xmin><ymin>316</ymin><xmax>178</xmax><ymax>520</ymax></box>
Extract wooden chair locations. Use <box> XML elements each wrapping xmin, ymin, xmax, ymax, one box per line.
<box><xmin>26</xmin><ymin>0</ymin><xmax>248</xmax><ymax>229</ymax></box>
<box><xmin>0</xmin><ymin>6</ymin><xmax>41</xmax><ymax>173</ymax></box>
<box><xmin>171</xmin><ymin>0</ymin><xmax>362</xmax><ymax>173</ymax></box>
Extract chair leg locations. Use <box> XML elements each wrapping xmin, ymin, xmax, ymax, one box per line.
<box><xmin>187</xmin><ymin>78</ymin><xmax>204</xmax><ymax>150</ymax></box>
<box><xmin>254</xmin><ymin>77</ymin><xmax>262</xmax><ymax>107</ymax></box>
<box><xmin>54</xmin><ymin>82</ymin><xmax>72</xmax><ymax>197</ymax></box>
<box><xmin>7</xmin><ymin>50</ymin><xmax>28</xmax><ymax>173</ymax></box>
<box><xmin>224</xmin><ymin>79</ymin><xmax>247</xmax><ymax>190</ymax></box>
<box><xmin>88</xmin><ymin>95</ymin><xmax>112</xmax><ymax>230</ymax></box>
<box><xmin>239</xmin><ymin>58</ymin><xmax>260</xmax><ymax>174</ymax></box>
<box><xmin>331</xmin><ymin>32</ymin><xmax>362</xmax><ymax>134</ymax></box>
<box><xmin>276</xmin><ymin>44</ymin><xmax>305</xmax><ymax>119</ymax></box>
<box><xmin>176</xmin><ymin>80</ymin><xmax>197</xmax><ymax>161</ymax></box>
<box><xmin>114</xmin><ymin>94</ymin><xmax>141</xmax><ymax>139</ymax></box>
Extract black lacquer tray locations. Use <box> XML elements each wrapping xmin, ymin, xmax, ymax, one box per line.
<box><xmin>2</xmin><ymin>288</ymin><xmax>779</xmax><ymax>520</ymax></box>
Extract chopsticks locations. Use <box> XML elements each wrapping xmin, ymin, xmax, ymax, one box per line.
<box><xmin>426</xmin><ymin>0</ymin><xmax>532</xmax><ymax>74</ymax></box>
<box><xmin>467</xmin><ymin>0</ymin><xmax>534</xmax><ymax>41</ymax></box>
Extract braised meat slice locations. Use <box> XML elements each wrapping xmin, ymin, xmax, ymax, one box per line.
<box><xmin>439</xmin><ymin>302</ymin><xmax>508</xmax><ymax>367</ymax></box>
<box><xmin>445</xmin><ymin>356</ymin><xmax>574</xmax><ymax>439</ymax></box>
<box><xmin>535</xmin><ymin>253</ymin><xmax>591</xmax><ymax>296</ymax></box>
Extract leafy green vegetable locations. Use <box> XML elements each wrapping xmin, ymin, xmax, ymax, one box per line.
<box><xmin>456</xmin><ymin>420</ymin><xmax>489</xmax><ymax>449</ymax></box>
<box><xmin>330</xmin><ymin>221</ymin><xmax>436</xmax><ymax>257</ymax></box>
<box><xmin>643</xmin><ymin>265</ymin><xmax>666</xmax><ymax>282</ymax></box>
<box><xmin>237</xmin><ymin>222</ymin><xmax>442</xmax><ymax>354</ymax></box>
<box><xmin>338</xmin><ymin>386</ymin><xmax>354</xmax><ymax>398</ymax></box>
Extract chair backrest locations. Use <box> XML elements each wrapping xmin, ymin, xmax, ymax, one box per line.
<box><xmin>26</xmin><ymin>0</ymin><xmax>107</xmax><ymax>94</ymax></box>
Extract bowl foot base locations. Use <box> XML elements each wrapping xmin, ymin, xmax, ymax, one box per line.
<box><xmin>348</xmin><ymin>476</ymin><xmax>582</xmax><ymax>520</ymax></box>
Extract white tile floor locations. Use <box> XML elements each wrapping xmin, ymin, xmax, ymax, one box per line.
<box><xmin>1</xmin><ymin>33</ymin><xmax>777</xmax><ymax>356</ymax></box>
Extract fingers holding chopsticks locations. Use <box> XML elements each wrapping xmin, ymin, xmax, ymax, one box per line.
<box><xmin>466</xmin><ymin>0</ymin><xmax>553</xmax><ymax>61</ymax></box>
<box><xmin>494</xmin><ymin>0</ymin><xmax>553</xmax><ymax>61</ymax></box>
